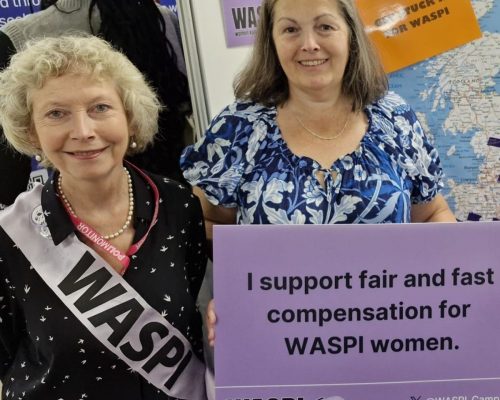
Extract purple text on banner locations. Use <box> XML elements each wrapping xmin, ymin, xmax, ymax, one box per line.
<box><xmin>213</xmin><ymin>222</ymin><xmax>500</xmax><ymax>400</ymax></box>
<box><xmin>221</xmin><ymin>0</ymin><xmax>260</xmax><ymax>47</ymax></box>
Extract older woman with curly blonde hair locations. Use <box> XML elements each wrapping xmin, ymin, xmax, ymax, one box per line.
<box><xmin>0</xmin><ymin>35</ymin><xmax>210</xmax><ymax>400</ymax></box>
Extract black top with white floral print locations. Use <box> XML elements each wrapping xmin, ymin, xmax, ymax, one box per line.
<box><xmin>0</xmin><ymin>166</ymin><xmax>207</xmax><ymax>399</ymax></box>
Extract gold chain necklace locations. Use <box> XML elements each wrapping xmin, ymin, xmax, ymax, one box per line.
<box><xmin>295</xmin><ymin>111</ymin><xmax>351</xmax><ymax>141</ymax></box>
<box><xmin>58</xmin><ymin>167</ymin><xmax>134</xmax><ymax>240</ymax></box>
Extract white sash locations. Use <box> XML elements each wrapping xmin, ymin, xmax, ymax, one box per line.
<box><xmin>0</xmin><ymin>185</ymin><xmax>208</xmax><ymax>400</ymax></box>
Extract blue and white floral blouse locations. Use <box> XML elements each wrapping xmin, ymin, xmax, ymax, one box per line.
<box><xmin>180</xmin><ymin>92</ymin><xmax>444</xmax><ymax>224</ymax></box>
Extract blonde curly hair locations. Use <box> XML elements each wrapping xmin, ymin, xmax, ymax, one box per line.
<box><xmin>0</xmin><ymin>35</ymin><xmax>161</xmax><ymax>167</ymax></box>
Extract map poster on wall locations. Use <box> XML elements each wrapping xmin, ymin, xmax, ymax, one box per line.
<box><xmin>221</xmin><ymin>0</ymin><xmax>261</xmax><ymax>47</ymax></box>
<box><xmin>356</xmin><ymin>0</ymin><xmax>482</xmax><ymax>73</ymax></box>
<box><xmin>389</xmin><ymin>0</ymin><xmax>499</xmax><ymax>222</ymax></box>
<box><xmin>214</xmin><ymin>223</ymin><xmax>500</xmax><ymax>400</ymax></box>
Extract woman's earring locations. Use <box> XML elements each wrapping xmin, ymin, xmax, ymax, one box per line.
<box><xmin>35</xmin><ymin>154</ymin><xmax>42</xmax><ymax>162</ymax></box>
<box><xmin>130</xmin><ymin>140</ymin><xmax>137</xmax><ymax>149</ymax></box>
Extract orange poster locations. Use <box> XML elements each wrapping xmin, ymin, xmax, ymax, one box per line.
<box><xmin>355</xmin><ymin>0</ymin><xmax>482</xmax><ymax>73</ymax></box>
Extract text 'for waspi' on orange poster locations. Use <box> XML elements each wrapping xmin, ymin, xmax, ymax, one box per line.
<box><xmin>355</xmin><ymin>0</ymin><xmax>482</xmax><ymax>73</ymax></box>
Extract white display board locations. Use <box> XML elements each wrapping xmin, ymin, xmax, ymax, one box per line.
<box><xmin>178</xmin><ymin>0</ymin><xmax>252</xmax><ymax>138</ymax></box>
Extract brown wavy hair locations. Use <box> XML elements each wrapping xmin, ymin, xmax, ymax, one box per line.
<box><xmin>234</xmin><ymin>0</ymin><xmax>388</xmax><ymax>111</ymax></box>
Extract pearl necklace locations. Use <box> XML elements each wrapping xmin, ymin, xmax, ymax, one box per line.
<box><xmin>295</xmin><ymin>112</ymin><xmax>351</xmax><ymax>141</ymax></box>
<box><xmin>58</xmin><ymin>167</ymin><xmax>134</xmax><ymax>240</ymax></box>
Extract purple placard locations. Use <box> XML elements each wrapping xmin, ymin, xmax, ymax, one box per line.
<box><xmin>213</xmin><ymin>222</ymin><xmax>500</xmax><ymax>400</ymax></box>
<box><xmin>221</xmin><ymin>0</ymin><xmax>260</xmax><ymax>47</ymax></box>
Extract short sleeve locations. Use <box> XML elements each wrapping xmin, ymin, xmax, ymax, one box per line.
<box><xmin>389</xmin><ymin>93</ymin><xmax>444</xmax><ymax>204</ymax></box>
<box><xmin>180</xmin><ymin>102</ymin><xmax>266</xmax><ymax>207</ymax></box>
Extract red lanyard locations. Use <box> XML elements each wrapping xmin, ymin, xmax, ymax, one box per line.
<box><xmin>60</xmin><ymin>162</ymin><xmax>159</xmax><ymax>275</ymax></box>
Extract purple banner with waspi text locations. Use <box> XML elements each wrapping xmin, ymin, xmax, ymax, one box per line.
<box><xmin>221</xmin><ymin>0</ymin><xmax>260</xmax><ymax>47</ymax></box>
<box><xmin>213</xmin><ymin>222</ymin><xmax>500</xmax><ymax>400</ymax></box>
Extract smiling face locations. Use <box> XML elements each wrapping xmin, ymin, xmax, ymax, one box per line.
<box><xmin>272</xmin><ymin>0</ymin><xmax>350</xmax><ymax>100</ymax></box>
<box><xmin>29</xmin><ymin>74</ymin><xmax>130</xmax><ymax>185</ymax></box>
